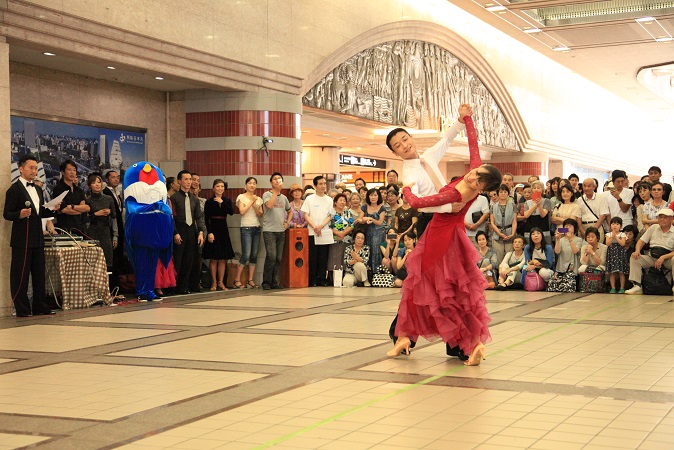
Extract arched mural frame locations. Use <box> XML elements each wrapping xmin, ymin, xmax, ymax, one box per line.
<box><xmin>302</xmin><ymin>21</ymin><xmax>529</xmax><ymax>151</ymax></box>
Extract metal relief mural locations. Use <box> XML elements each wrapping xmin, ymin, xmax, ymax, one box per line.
<box><xmin>303</xmin><ymin>40</ymin><xmax>519</xmax><ymax>151</ymax></box>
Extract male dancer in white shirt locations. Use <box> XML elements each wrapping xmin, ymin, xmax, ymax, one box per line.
<box><xmin>385</xmin><ymin>103</ymin><xmax>473</xmax><ymax>359</ymax></box>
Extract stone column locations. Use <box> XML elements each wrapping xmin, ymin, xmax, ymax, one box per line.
<box><xmin>0</xmin><ymin>38</ymin><xmax>12</xmax><ymax>316</ymax></box>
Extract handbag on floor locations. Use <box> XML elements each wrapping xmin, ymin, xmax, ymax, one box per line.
<box><xmin>642</xmin><ymin>267</ymin><xmax>672</xmax><ymax>295</ymax></box>
<box><xmin>547</xmin><ymin>271</ymin><xmax>577</xmax><ymax>293</ymax></box>
<box><xmin>524</xmin><ymin>271</ymin><xmax>546</xmax><ymax>291</ymax></box>
<box><xmin>371</xmin><ymin>273</ymin><xmax>396</xmax><ymax>287</ymax></box>
<box><xmin>579</xmin><ymin>271</ymin><xmax>605</xmax><ymax>293</ymax></box>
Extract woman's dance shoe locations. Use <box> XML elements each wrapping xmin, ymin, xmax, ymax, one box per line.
<box><xmin>464</xmin><ymin>342</ymin><xmax>486</xmax><ymax>366</ymax></box>
<box><xmin>387</xmin><ymin>337</ymin><xmax>411</xmax><ymax>357</ymax></box>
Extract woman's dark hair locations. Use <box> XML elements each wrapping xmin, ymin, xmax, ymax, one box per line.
<box><xmin>386</xmin><ymin>128</ymin><xmax>409</xmax><ymax>151</ymax></box>
<box><xmin>622</xmin><ymin>224</ymin><xmax>637</xmax><ymax>234</ymax></box>
<box><xmin>366</xmin><ymin>188</ymin><xmax>382</xmax><ymax>205</ymax></box>
<box><xmin>562</xmin><ymin>218</ymin><xmax>577</xmax><ymax>234</ymax></box>
<box><xmin>478</xmin><ymin>165</ymin><xmax>503</xmax><ymax>192</ymax></box>
<box><xmin>585</xmin><ymin>227</ymin><xmax>600</xmax><ymax>240</ymax></box>
<box><xmin>475</xmin><ymin>230</ymin><xmax>488</xmax><ymax>243</ymax></box>
<box><xmin>354</xmin><ymin>230</ymin><xmax>367</xmax><ymax>241</ymax></box>
<box><xmin>245</xmin><ymin>176</ymin><xmax>258</xmax><ymax>185</ymax></box>
<box><xmin>610</xmin><ymin>216</ymin><xmax>623</xmax><ymax>226</ymax></box>
<box><xmin>86</xmin><ymin>173</ymin><xmax>102</xmax><ymax>187</ymax></box>
<box><xmin>512</xmin><ymin>235</ymin><xmax>525</xmax><ymax>245</ymax></box>
<box><xmin>333</xmin><ymin>193</ymin><xmax>347</xmax><ymax>205</ymax></box>
<box><xmin>212</xmin><ymin>178</ymin><xmax>227</xmax><ymax>190</ymax></box>
<box><xmin>528</xmin><ymin>227</ymin><xmax>548</xmax><ymax>249</ymax></box>
<box><xmin>386</xmin><ymin>184</ymin><xmax>400</xmax><ymax>195</ymax></box>
<box><xmin>557</xmin><ymin>183</ymin><xmax>575</xmax><ymax>203</ymax></box>
<box><xmin>497</xmin><ymin>184</ymin><xmax>510</xmax><ymax>194</ymax></box>
<box><xmin>404</xmin><ymin>231</ymin><xmax>417</xmax><ymax>241</ymax></box>
<box><xmin>165</xmin><ymin>176</ymin><xmax>175</xmax><ymax>191</ymax></box>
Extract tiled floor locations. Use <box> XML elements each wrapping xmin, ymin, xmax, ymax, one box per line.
<box><xmin>1</xmin><ymin>286</ymin><xmax>674</xmax><ymax>449</ymax></box>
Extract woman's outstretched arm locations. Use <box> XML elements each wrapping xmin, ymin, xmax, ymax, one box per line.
<box><xmin>464</xmin><ymin>115</ymin><xmax>481</xmax><ymax>169</ymax></box>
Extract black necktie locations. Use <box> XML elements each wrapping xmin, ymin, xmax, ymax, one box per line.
<box><xmin>26</xmin><ymin>182</ymin><xmax>35</xmax><ymax>187</ymax></box>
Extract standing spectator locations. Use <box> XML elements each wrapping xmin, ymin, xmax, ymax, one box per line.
<box><xmin>328</xmin><ymin>193</ymin><xmax>354</xmax><ymax>281</ymax></box>
<box><xmin>384</xmin><ymin>184</ymin><xmax>400</xmax><ymax>232</ymax></box>
<box><xmin>103</xmin><ymin>170</ymin><xmax>125</xmax><ymax>290</ymax></box>
<box><xmin>568</xmin><ymin>173</ymin><xmax>582</xmax><ymax>199</ymax></box>
<box><xmin>302</xmin><ymin>175</ymin><xmax>334</xmax><ymax>287</ymax></box>
<box><xmin>354</xmin><ymin>177</ymin><xmax>366</xmax><ymax>192</ymax></box>
<box><xmin>189</xmin><ymin>173</ymin><xmax>206</xmax><ymax>292</ymax></box>
<box><xmin>343</xmin><ymin>230</ymin><xmax>370</xmax><ymax>287</ymax></box>
<box><xmin>465</xmin><ymin>188</ymin><xmax>490</xmax><ymax>250</ymax></box>
<box><xmin>648</xmin><ymin>166</ymin><xmax>672</xmax><ymax>201</ymax></box>
<box><xmin>360</xmin><ymin>188</ymin><xmax>387</xmax><ymax>275</ymax></box>
<box><xmin>261</xmin><ymin>173</ymin><xmax>291</xmax><ymax>290</ymax></box>
<box><xmin>634</xmin><ymin>181</ymin><xmax>651</xmax><ymax>234</ymax></box>
<box><xmin>85</xmin><ymin>174</ymin><xmax>117</xmax><ymax>279</ymax></box>
<box><xmin>348</xmin><ymin>192</ymin><xmax>364</xmax><ymax>224</ymax></box>
<box><xmin>394</xmin><ymin>192</ymin><xmax>418</xmax><ymax>236</ymax></box>
<box><xmin>551</xmin><ymin>184</ymin><xmax>581</xmax><ymax>235</ymax></box>
<box><xmin>203</xmin><ymin>179</ymin><xmax>235</xmax><ymax>291</ymax></box>
<box><xmin>501</xmin><ymin>172</ymin><xmax>521</xmax><ymax>204</ymax></box>
<box><xmin>642</xmin><ymin>181</ymin><xmax>669</xmax><ymax>231</ymax></box>
<box><xmin>170</xmin><ymin>170</ymin><xmax>206</xmax><ymax>295</ymax></box>
<box><xmin>386</xmin><ymin>169</ymin><xmax>400</xmax><ymax>186</ymax></box>
<box><xmin>52</xmin><ymin>159</ymin><xmax>90</xmax><ymax>234</ymax></box>
<box><xmin>605</xmin><ymin>217</ymin><xmax>629</xmax><ymax>293</ymax></box>
<box><xmin>577</xmin><ymin>178</ymin><xmax>609</xmax><ymax>242</ymax></box>
<box><xmin>604</xmin><ymin>170</ymin><xmax>635</xmax><ymax>227</ymax></box>
<box><xmin>625</xmin><ymin>209</ymin><xmax>674</xmax><ymax>294</ymax></box>
<box><xmin>155</xmin><ymin>177</ymin><xmax>177</xmax><ymax>297</ymax></box>
<box><xmin>527</xmin><ymin>175</ymin><xmax>540</xmax><ymax>185</ymax></box>
<box><xmin>286</xmin><ymin>184</ymin><xmax>307</xmax><ymax>228</ymax></box>
<box><xmin>358</xmin><ymin>185</ymin><xmax>368</xmax><ymax>201</ymax></box>
<box><xmin>490</xmin><ymin>184</ymin><xmax>517</xmax><ymax>264</ymax></box>
<box><xmin>521</xmin><ymin>180</ymin><xmax>551</xmax><ymax>241</ymax></box>
<box><xmin>234</xmin><ymin>177</ymin><xmax>263</xmax><ymax>289</ymax></box>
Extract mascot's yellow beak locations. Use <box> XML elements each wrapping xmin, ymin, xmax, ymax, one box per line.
<box><xmin>143</xmin><ymin>163</ymin><xmax>152</xmax><ymax>173</ymax></box>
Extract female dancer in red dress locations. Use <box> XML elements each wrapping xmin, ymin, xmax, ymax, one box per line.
<box><xmin>387</xmin><ymin>116</ymin><xmax>502</xmax><ymax>366</ymax></box>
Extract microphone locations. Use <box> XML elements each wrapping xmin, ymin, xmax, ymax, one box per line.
<box><xmin>25</xmin><ymin>201</ymin><xmax>31</xmax><ymax>207</ymax></box>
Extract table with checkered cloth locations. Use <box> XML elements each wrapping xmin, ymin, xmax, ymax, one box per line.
<box><xmin>44</xmin><ymin>246</ymin><xmax>113</xmax><ymax>309</ymax></box>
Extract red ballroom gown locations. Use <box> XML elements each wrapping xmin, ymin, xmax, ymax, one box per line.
<box><xmin>396</xmin><ymin>116</ymin><xmax>491</xmax><ymax>355</ymax></box>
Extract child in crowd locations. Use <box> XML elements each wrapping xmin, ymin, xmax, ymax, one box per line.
<box><xmin>394</xmin><ymin>231</ymin><xmax>416</xmax><ymax>287</ymax></box>
<box><xmin>605</xmin><ymin>217</ymin><xmax>629</xmax><ymax>293</ymax></box>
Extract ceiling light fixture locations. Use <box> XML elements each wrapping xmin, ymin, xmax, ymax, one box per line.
<box><xmin>636</xmin><ymin>16</ymin><xmax>656</xmax><ymax>23</ymax></box>
<box><xmin>107</xmin><ymin>66</ymin><xmax>116</xmax><ymax>70</ymax></box>
<box><xmin>155</xmin><ymin>76</ymin><xmax>164</xmax><ymax>80</ymax></box>
<box><xmin>656</xmin><ymin>37</ymin><xmax>674</xmax><ymax>42</ymax></box>
<box><xmin>486</xmin><ymin>5</ymin><xmax>506</xmax><ymax>12</ymax></box>
<box><xmin>43</xmin><ymin>52</ymin><xmax>55</xmax><ymax>56</ymax></box>
<box><xmin>523</xmin><ymin>27</ymin><xmax>542</xmax><ymax>34</ymax></box>
<box><xmin>552</xmin><ymin>45</ymin><xmax>570</xmax><ymax>52</ymax></box>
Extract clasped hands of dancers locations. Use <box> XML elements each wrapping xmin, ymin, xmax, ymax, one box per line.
<box><xmin>385</xmin><ymin>106</ymin><xmax>502</xmax><ymax>366</ymax></box>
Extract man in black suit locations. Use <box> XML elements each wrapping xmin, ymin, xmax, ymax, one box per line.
<box><xmin>170</xmin><ymin>170</ymin><xmax>205</xmax><ymax>295</ymax></box>
<box><xmin>3</xmin><ymin>155</ymin><xmax>59</xmax><ymax>317</ymax></box>
<box><xmin>103</xmin><ymin>170</ymin><xmax>125</xmax><ymax>289</ymax></box>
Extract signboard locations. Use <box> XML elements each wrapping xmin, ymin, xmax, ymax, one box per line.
<box><xmin>339</xmin><ymin>154</ymin><xmax>387</xmax><ymax>169</ymax></box>
<box><xmin>10</xmin><ymin>115</ymin><xmax>146</xmax><ymax>196</ymax></box>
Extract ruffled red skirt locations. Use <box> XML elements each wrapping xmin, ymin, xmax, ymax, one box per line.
<box><xmin>395</xmin><ymin>213</ymin><xmax>491</xmax><ymax>354</ymax></box>
<box><xmin>155</xmin><ymin>258</ymin><xmax>176</xmax><ymax>289</ymax></box>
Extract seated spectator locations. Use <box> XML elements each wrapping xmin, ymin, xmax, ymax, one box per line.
<box><xmin>606</xmin><ymin>217</ymin><xmax>629</xmax><ymax>293</ymax></box>
<box><xmin>466</xmin><ymin>188</ymin><xmax>490</xmax><ymax>250</ymax></box>
<box><xmin>554</xmin><ymin>218</ymin><xmax>583</xmax><ymax>274</ymax></box>
<box><xmin>625</xmin><ymin>209</ymin><xmax>674</xmax><ymax>294</ymax></box>
<box><xmin>394</xmin><ymin>193</ymin><xmax>418</xmax><ymax>236</ymax></box>
<box><xmin>523</xmin><ymin>227</ymin><xmax>554</xmax><ymax>282</ymax></box>
<box><xmin>380</xmin><ymin>232</ymin><xmax>399</xmax><ymax>274</ymax></box>
<box><xmin>642</xmin><ymin>181</ymin><xmax>669</xmax><ymax>231</ymax></box>
<box><xmin>475</xmin><ymin>230</ymin><xmax>498</xmax><ymax>289</ymax></box>
<box><xmin>394</xmin><ymin>231</ymin><xmax>416</xmax><ymax>287</ymax></box>
<box><xmin>623</xmin><ymin>224</ymin><xmax>638</xmax><ymax>254</ymax></box>
<box><xmin>497</xmin><ymin>235</ymin><xmax>526</xmax><ymax>288</ymax></box>
<box><xmin>578</xmin><ymin>227</ymin><xmax>607</xmax><ymax>272</ymax></box>
<box><xmin>634</xmin><ymin>181</ymin><xmax>651</xmax><ymax>234</ymax></box>
<box><xmin>343</xmin><ymin>230</ymin><xmax>371</xmax><ymax>287</ymax></box>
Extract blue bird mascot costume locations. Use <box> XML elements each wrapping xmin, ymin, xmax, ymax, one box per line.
<box><xmin>123</xmin><ymin>162</ymin><xmax>173</xmax><ymax>301</ymax></box>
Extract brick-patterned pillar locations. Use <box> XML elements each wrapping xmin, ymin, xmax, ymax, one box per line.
<box><xmin>0</xmin><ymin>39</ymin><xmax>12</xmax><ymax>316</ymax></box>
<box><xmin>184</xmin><ymin>91</ymin><xmax>302</xmax><ymax>286</ymax></box>
<box><xmin>184</xmin><ymin>91</ymin><xmax>302</xmax><ymax>202</ymax></box>
<box><xmin>469</xmin><ymin>151</ymin><xmax>549</xmax><ymax>184</ymax></box>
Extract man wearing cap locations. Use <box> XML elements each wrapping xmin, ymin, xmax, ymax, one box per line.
<box><xmin>625</xmin><ymin>208</ymin><xmax>674</xmax><ymax>294</ymax></box>
<box><xmin>604</xmin><ymin>170</ymin><xmax>634</xmax><ymax>227</ymax></box>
